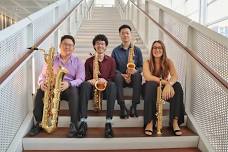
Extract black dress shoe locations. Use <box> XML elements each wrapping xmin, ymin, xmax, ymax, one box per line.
<box><xmin>129</xmin><ymin>104</ymin><xmax>138</xmax><ymax>117</ymax></box>
<box><xmin>29</xmin><ymin>123</ymin><xmax>41</xmax><ymax>136</ymax></box>
<box><xmin>104</xmin><ymin>123</ymin><xmax>113</xmax><ymax>138</ymax></box>
<box><xmin>78</xmin><ymin>122</ymin><xmax>88</xmax><ymax>138</ymax></box>
<box><xmin>120</xmin><ymin>103</ymin><xmax>129</xmax><ymax>119</ymax></box>
<box><xmin>67</xmin><ymin>123</ymin><xmax>78</xmax><ymax>138</ymax></box>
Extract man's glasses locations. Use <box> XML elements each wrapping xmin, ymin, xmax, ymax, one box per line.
<box><xmin>62</xmin><ymin>43</ymin><xmax>74</xmax><ymax>48</ymax></box>
<box><xmin>95</xmin><ymin>42</ymin><xmax>106</xmax><ymax>46</ymax></box>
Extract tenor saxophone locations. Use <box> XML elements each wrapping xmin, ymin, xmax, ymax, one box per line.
<box><xmin>93</xmin><ymin>52</ymin><xmax>106</xmax><ymax>112</ymax></box>
<box><xmin>40</xmin><ymin>47</ymin><xmax>68</xmax><ymax>133</ymax></box>
<box><xmin>126</xmin><ymin>40</ymin><xmax>137</xmax><ymax>83</ymax></box>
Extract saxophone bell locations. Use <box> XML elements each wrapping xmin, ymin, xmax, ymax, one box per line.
<box><xmin>127</xmin><ymin>62</ymin><xmax>136</xmax><ymax>70</ymax></box>
<box><xmin>95</xmin><ymin>80</ymin><xmax>107</xmax><ymax>91</ymax></box>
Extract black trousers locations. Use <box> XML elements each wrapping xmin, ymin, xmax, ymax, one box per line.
<box><xmin>79</xmin><ymin>81</ymin><xmax>116</xmax><ymax>119</ymax></box>
<box><xmin>143</xmin><ymin>81</ymin><xmax>185</xmax><ymax>127</ymax></box>
<box><xmin>33</xmin><ymin>86</ymin><xmax>80</xmax><ymax>125</ymax></box>
<box><xmin>114</xmin><ymin>72</ymin><xmax>142</xmax><ymax>105</ymax></box>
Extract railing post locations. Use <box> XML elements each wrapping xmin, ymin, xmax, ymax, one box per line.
<box><xmin>145</xmin><ymin>0</ymin><xmax>149</xmax><ymax>46</ymax></box>
<box><xmin>185</xmin><ymin>26</ymin><xmax>193</xmax><ymax>114</ymax></box>
<box><xmin>27</xmin><ymin>22</ymin><xmax>35</xmax><ymax>112</ymax></box>
<box><xmin>136</xmin><ymin>0</ymin><xmax>140</xmax><ymax>30</ymax></box>
<box><xmin>158</xmin><ymin>8</ymin><xmax>163</xmax><ymax>41</ymax></box>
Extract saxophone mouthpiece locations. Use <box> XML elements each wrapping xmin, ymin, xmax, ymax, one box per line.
<box><xmin>27</xmin><ymin>47</ymin><xmax>39</xmax><ymax>50</ymax></box>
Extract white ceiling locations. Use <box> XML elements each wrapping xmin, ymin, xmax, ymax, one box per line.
<box><xmin>0</xmin><ymin>0</ymin><xmax>58</xmax><ymax>21</ymax></box>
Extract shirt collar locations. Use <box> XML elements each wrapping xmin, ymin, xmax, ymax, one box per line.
<box><xmin>120</xmin><ymin>43</ymin><xmax>132</xmax><ymax>50</ymax></box>
<box><xmin>93</xmin><ymin>54</ymin><xmax>108</xmax><ymax>62</ymax></box>
<box><xmin>57</xmin><ymin>53</ymin><xmax>73</xmax><ymax>64</ymax></box>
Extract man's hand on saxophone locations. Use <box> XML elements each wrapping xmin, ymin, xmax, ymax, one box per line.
<box><xmin>98</xmin><ymin>78</ymin><xmax>107</xmax><ymax>84</ymax></box>
<box><xmin>88</xmin><ymin>79</ymin><xmax>96</xmax><ymax>86</ymax></box>
<box><xmin>126</xmin><ymin>68</ymin><xmax>137</xmax><ymax>75</ymax></box>
<box><xmin>40</xmin><ymin>83</ymin><xmax>48</xmax><ymax>91</ymax></box>
<box><xmin>122</xmin><ymin>68</ymin><xmax>137</xmax><ymax>84</ymax></box>
<box><xmin>60</xmin><ymin>81</ymin><xmax>70</xmax><ymax>91</ymax></box>
<box><xmin>88</xmin><ymin>78</ymin><xmax>107</xmax><ymax>87</ymax></box>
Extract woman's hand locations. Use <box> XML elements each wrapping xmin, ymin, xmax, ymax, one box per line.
<box><xmin>162</xmin><ymin>84</ymin><xmax>175</xmax><ymax>100</ymax></box>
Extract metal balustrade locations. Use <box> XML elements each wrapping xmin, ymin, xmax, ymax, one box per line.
<box><xmin>0</xmin><ymin>0</ymin><xmax>93</xmax><ymax>151</ymax></box>
<box><xmin>116</xmin><ymin>0</ymin><xmax>227</xmax><ymax>151</ymax></box>
<box><xmin>0</xmin><ymin>0</ymin><xmax>227</xmax><ymax>151</ymax></box>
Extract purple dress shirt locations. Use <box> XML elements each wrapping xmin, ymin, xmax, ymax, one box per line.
<box><xmin>38</xmin><ymin>54</ymin><xmax>85</xmax><ymax>87</ymax></box>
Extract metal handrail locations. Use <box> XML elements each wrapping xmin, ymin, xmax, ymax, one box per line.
<box><xmin>0</xmin><ymin>0</ymin><xmax>85</xmax><ymax>85</ymax></box>
<box><xmin>129</xmin><ymin>0</ymin><xmax>227</xmax><ymax>89</ymax></box>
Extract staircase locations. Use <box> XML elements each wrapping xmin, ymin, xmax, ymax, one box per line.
<box><xmin>23</xmin><ymin>7</ymin><xmax>200</xmax><ymax>151</ymax></box>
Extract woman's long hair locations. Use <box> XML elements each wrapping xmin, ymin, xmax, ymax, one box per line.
<box><xmin>149</xmin><ymin>40</ymin><xmax>169</xmax><ymax>79</ymax></box>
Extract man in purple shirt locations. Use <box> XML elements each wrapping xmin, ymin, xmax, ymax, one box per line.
<box><xmin>78</xmin><ymin>34</ymin><xmax>116</xmax><ymax>138</ymax></box>
<box><xmin>29</xmin><ymin>35</ymin><xmax>85</xmax><ymax>138</ymax></box>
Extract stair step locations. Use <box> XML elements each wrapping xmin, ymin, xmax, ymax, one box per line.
<box><xmin>75</xmin><ymin>44</ymin><xmax>146</xmax><ymax>49</ymax></box>
<box><xmin>23</xmin><ymin>127</ymin><xmax>198</xmax><ymax>150</ymax></box>
<box><xmin>57</xmin><ymin>115</ymin><xmax>187</xmax><ymax>128</ymax></box>
<box><xmin>24</xmin><ymin>148</ymin><xmax>201</xmax><ymax>152</ymax></box>
<box><xmin>60</xmin><ymin>95</ymin><xmax>170</xmax><ymax>110</ymax></box>
<box><xmin>76</xmin><ymin>31</ymin><xmax>139</xmax><ymax>35</ymax></box>
<box><xmin>58</xmin><ymin>109</ymin><xmax>169</xmax><ymax>116</ymax></box>
<box><xmin>75</xmin><ymin>50</ymin><xmax>148</xmax><ymax>55</ymax></box>
<box><xmin>25</xmin><ymin>127</ymin><xmax>195</xmax><ymax>138</ymax></box>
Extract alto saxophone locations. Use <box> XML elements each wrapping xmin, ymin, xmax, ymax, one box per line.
<box><xmin>156</xmin><ymin>77</ymin><xmax>164</xmax><ymax>135</ymax></box>
<box><xmin>93</xmin><ymin>52</ymin><xmax>106</xmax><ymax>112</ymax></box>
<box><xmin>40</xmin><ymin>47</ymin><xmax>68</xmax><ymax>133</ymax></box>
<box><xmin>126</xmin><ymin>40</ymin><xmax>137</xmax><ymax>83</ymax></box>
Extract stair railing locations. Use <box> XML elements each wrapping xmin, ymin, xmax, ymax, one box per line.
<box><xmin>0</xmin><ymin>0</ymin><xmax>94</xmax><ymax>151</ymax></box>
<box><xmin>118</xmin><ymin>0</ymin><xmax>228</xmax><ymax>151</ymax></box>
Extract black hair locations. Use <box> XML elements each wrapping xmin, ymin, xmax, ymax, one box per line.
<box><xmin>118</xmin><ymin>24</ymin><xmax>132</xmax><ymax>33</ymax></box>
<box><xmin>60</xmin><ymin>35</ymin><xmax>75</xmax><ymax>45</ymax></box>
<box><xmin>92</xmin><ymin>34</ymin><xmax>108</xmax><ymax>46</ymax></box>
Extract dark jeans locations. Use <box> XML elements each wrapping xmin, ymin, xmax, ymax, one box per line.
<box><xmin>143</xmin><ymin>81</ymin><xmax>185</xmax><ymax>127</ymax></box>
<box><xmin>79</xmin><ymin>81</ymin><xmax>116</xmax><ymax>119</ymax></box>
<box><xmin>114</xmin><ymin>72</ymin><xmax>142</xmax><ymax>105</ymax></box>
<box><xmin>33</xmin><ymin>86</ymin><xmax>80</xmax><ymax>125</ymax></box>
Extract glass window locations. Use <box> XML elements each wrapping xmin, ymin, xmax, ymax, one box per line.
<box><xmin>209</xmin><ymin>19</ymin><xmax>228</xmax><ymax>37</ymax></box>
<box><xmin>95</xmin><ymin>0</ymin><xmax>114</xmax><ymax>7</ymax></box>
<box><xmin>185</xmin><ymin>0</ymin><xmax>200</xmax><ymax>16</ymax></box>
<box><xmin>207</xmin><ymin>0</ymin><xmax>218</xmax><ymax>5</ymax></box>
<box><xmin>188</xmin><ymin>11</ymin><xmax>199</xmax><ymax>22</ymax></box>
<box><xmin>207</xmin><ymin>0</ymin><xmax>228</xmax><ymax>23</ymax></box>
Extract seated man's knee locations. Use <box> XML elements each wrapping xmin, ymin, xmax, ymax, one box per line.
<box><xmin>68</xmin><ymin>86</ymin><xmax>79</xmax><ymax>95</ymax></box>
<box><xmin>108</xmin><ymin>82</ymin><xmax>116</xmax><ymax>92</ymax></box>
<box><xmin>114</xmin><ymin>73</ymin><xmax>123</xmax><ymax>82</ymax></box>
<box><xmin>132</xmin><ymin>72</ymin><xmax>142</xmax><ymax>81</ymax></box>
<box><xmin>81</xmin><ymin>81</ymin><xmax>91</xmax><ymax>89</ymax></box>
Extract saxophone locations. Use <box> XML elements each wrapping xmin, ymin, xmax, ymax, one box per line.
<box><xmin>126</xmin><ymin>41</ymin><xmax>136</xmax><ymax>83</ymax></box>
<box><xmin>156</xmin><ymin>77</ymin><xmax>164</xmax><ymax>135</ymax></box>
<box><xmin>93</xmin><ymin>52</ymin><xmax>107</xmax><ymax>112</ymax></box>
<box><xmin>40</xmin><ymin>47</ymin><xmax>68</xmax><ymax>133</ymax></box>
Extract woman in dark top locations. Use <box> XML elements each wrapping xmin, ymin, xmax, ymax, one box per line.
<box><xmin>143</xmin><ymin>40</ymin><xmax>185</xmax><ymax>136</ymax></box>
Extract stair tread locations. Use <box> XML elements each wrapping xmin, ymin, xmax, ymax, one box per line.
<box><xmin>25</xmin><ymin>127</ymin><xmax>196</xmax><ymax>138</ymax></box>
<box><xmin>24</xmin><ymin>148</ymin><xmax>201</xmax><ymax>152</ymax></box>
<box><xmin>59</xmin><ymin>109</ymin><xmax>170</xmax><ymax>116</ymax></box>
